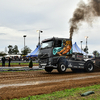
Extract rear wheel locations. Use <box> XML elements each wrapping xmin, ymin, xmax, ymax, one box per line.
<box><xmin>45</xmin><ymin>67</ymin><xmax>53</xmax><ymax>73</ymax></box>
<box><xmin>84</xmin><ymin>61</ymin><xmax>94</xmax><ymax>72</ymax></box>
<box><xmin>57</xmin><ymin>61</ymin><xmax>67</xmax><ymax>73</ymax></box>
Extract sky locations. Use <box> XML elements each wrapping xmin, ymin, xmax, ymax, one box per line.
<box><xmin>0</xmin><ymin>0</ymin><xmax>100</xmax><ymax>54</ymax></box>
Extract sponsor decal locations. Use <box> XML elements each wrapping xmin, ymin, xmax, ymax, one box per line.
<box><xmin>68</xmin><ymin>63</ymin><xmax>72</xmax><ymax>67</ymax></box>
<box><xmin>40</xmin><ymin>63</ymin><xmax>46</xmax><ymax>66</ymax></box>
<box><xmin>79</xmin><ymin>63</ymin><xmax>84</xmax><ymax>66</ymax></box>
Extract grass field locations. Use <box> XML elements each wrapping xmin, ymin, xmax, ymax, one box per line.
<box><xmin>12</xmin><ymin>84</ymin><xmax>100</xmax><ymax>100</ymax></box>
<box><xmin>0</xmin><ymin>62</ymin><xmax>39</xmax><ymax>66</ymax></box>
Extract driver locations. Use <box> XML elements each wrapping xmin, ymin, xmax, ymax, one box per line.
<box><xmin>57</xmin><ymin>40</ymin><xmax>71</xmax><ymax>56</ymax></box>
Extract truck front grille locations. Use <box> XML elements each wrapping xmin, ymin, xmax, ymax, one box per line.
<box><xmin>40</xmin><ymin>59</ymin><xmax>48</xmax><ymax>63</ymax></box>
<box><xmin>38</xmin><ymin>53</ymin><xmax>48</xmax><ymax>59</ymax></box>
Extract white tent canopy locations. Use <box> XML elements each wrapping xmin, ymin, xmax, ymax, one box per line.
<box><xmin>72</xmin><ymin>42</ymin><xmax>87</xmax><ymax>55</ymax></box>
<box><xmin>27</xmin><ymin>45</ymin><xmax>40</xmax><ymax>57</ymax></box>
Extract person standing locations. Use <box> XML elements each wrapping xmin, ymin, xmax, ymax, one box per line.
<box><xmin>2</xmin><ymin>56</ymin><xmax>6</xmax><ymax>67</ymax></box>
<box><xmin>8</xmin><ymin>57</ymin><xmax>11</xmax><ymax>67</ymax></box>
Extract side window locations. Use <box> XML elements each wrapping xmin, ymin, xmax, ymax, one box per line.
<box><xmin>54</xmin><ymin>40</ymin><xmax>62</xmax><ymax>47</ymax></box>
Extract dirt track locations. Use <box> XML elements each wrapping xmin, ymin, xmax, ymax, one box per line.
<box><xmin>0</xmin><ymin>68</ymin><xmax>100</xmax><ymax>100</ymax></box>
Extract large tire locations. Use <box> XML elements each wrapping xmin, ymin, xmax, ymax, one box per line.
<box><xmin>84</xmin><ymin>61</ymin><xmax>94</xmax><ymax>72</ymax></box>
<box><xmin>57</xmin><ymin>61</ymin><xmax>67</xmax><ymax>73</ymax></box>
<box><xmin>45</xmin><ymin>67</ymin><xmax>53</xmax><ymax>73</ymax></box>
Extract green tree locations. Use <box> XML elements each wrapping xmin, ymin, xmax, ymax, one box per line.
<box><xmin>93</xmin><ymin>50</ymin><xmax>100</xmax><ymax>57</ymax></box>
<box><xmin>8</xmin><ymin>45</ymin><xmax>13</xmax><ymax>54</ymax></box>
<box><xmin>13</xmin><ymin>45</ymin><xmax>19</xmax><ymax>54</ymax></box>
<box><xmin>0</xmin><ymin>52</ymin><xmax>6</xmax><ymax>56</ymax></box>
<box><xmin>21</xmin><ymin>46</ymin><xmax>32</xmax><ymax>55</ymax></box>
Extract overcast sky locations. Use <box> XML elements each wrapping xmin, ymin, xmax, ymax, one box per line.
<box><xmin>0</xmin><ymin>0</ymin><xmax>100</xmax><ymax>54</ymax></box>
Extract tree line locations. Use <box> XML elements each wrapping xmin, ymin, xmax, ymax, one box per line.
<box><xmin>0</xmin><ymin>45</ymin><xmax>32</xmax><ymax>56</ymax></box>
<box><xmin>0</xmin><ymin>45</ymin><xmax>100</xmax><ymax>57</ymax></box>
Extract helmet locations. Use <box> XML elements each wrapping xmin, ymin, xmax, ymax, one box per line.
<box><xmin>63</xmin><ymin>40</ymin><xmax>66</xmax><ymax>43</ymax></box>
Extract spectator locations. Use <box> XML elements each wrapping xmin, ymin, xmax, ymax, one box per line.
<box><xmin>8</xmin><ymin>57</ymin><xmax>11</xmax><ymax>67</ymax></box>
<box><xmin>2</xmin><ymin>56</ymin><xmax>6</xmax><ymax>67</ymax></box>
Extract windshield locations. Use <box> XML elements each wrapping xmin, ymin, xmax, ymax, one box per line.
<box><xmin>41</xmin><ymin>41</ymin><xmax>53</xmax><ymax>49</ymax></box>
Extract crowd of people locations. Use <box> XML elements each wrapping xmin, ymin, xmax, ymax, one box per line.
<box><xmin>1</xmin><ymin>56</ymin><xmax>38</xmax><ymax>67</ymax></box>
<box><xmin>2</xmin><ymin>56</ymin><xmax>38</xmax><ymax>61</ymax></box>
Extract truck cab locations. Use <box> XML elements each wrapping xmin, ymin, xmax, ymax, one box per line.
<box><xmin>38</xmin><ymin>37</ymin><xmax>94</xmax><ymax>73</ymax></box>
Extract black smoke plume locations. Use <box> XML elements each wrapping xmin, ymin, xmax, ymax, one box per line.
<box><xmin>69</xmin><ymin>0</ymin><xmax>100</xmax><ymax>39</ymax></box>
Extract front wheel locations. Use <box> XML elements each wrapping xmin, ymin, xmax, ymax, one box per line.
<box><xmin>57</xmin><ymin>61</ymin><xmax>67</xmax><ymax>73</ymax></box>
<box><xmin>45</xmin><ymin>67</ymin><xmax>53</xmax><ymax>73</ymax></box>
<box><xmin>84</xmin><ymin>61</ymin><xmax>94</xmax><ymax>72</ymax></box>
